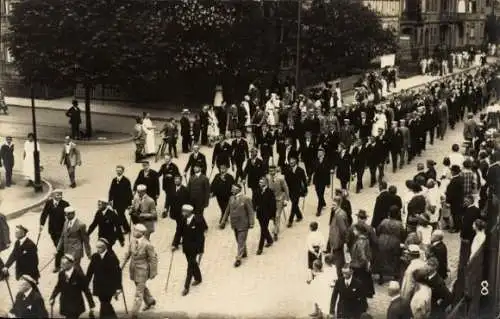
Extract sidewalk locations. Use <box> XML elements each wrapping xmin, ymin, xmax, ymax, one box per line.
<box><xmin>5</xmin><ymin>65</ymin><xmax>481</xmax><ymax>121</ymax></box>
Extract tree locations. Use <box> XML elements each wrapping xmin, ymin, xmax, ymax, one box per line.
<box><xmin>7</xmin><ymin>0</ymin><xmax>155</xmax><ymax>137</ymax></box>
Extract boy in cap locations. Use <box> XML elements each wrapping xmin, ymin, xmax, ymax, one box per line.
<box><xmin>9</xmin><ymin>274</ymin><xmax>48</xmax><ymax>318</ymax></box>
<box><xmin>172</xmin><ymin>204</ymin><xmax>208</xmax><ymax>296</ymax></box>
<box><xmin>50</xmin><ymin>254</ymin><xmax>95</xmax><ymax>318</ymax></box>
<box><xmin>2</xmin><ymin>225</ymin><xmax>39</xmax><ymax>281</ymax></box>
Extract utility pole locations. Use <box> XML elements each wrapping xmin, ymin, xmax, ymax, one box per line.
<box><xmin>295</xmin><ymin>0</ymin><xmax>302</xmax><ymax>93</ymax></box>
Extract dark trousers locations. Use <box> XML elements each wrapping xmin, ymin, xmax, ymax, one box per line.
<box><xmin>304</xmin><ymin>162</ymin><xmax>314</xmax><ymax>182</ymax></box>
<box><xmin>216</xmin><ymin>197</ymin><xmax>229</xmax><ymax>223</ymax></box>
<box><xmin>201</xmin><ymin>127</ymin><xmax>208</xmax><ymax>145</ymax></box>
<box><xmin>98</xmin><ymin>294</ymin><xmax>117</xmax><ymax>319</ymax></box>
<box><xmin>114</xmin><ymin>205</ymin><xmax>131</xmax><ymax>233</ymax></box>
<box><xmin>181</xmin><ymin>135</ymin><xmax>191</xmax><ymax>153</ymax></box>
<box><xmin>377</xmin><ymin>163</ymin><xmax>385</xmax><ymax>182</ymax></box>
<box><xmin>71</xmin><ymin>123</ymin><xmax>80</xmax><ymax>139</ymax></box>
<box><xmin>356</xmin><ymin>168</ymin><xmax>365</xmax><ymax>191</ymax></box>
<box><xmin>338</xmin><ymin>178</ymin><xmax>348</xmax><ymax>190</ymax></box>
<box><xmin>315</xmin><ymin>184</ymin><xmax>326</xmax><ymax>213</ymax></box>
<box><xmin>451</xmin><ymin>206</ymin><xmax>462</xmax><ymax>230</ymax></box>
<box><xmin>428</xmin><ymin>128</ymin><xmax>435</xmax><ymax>144</ymax></box>
<box><xmin>369</xmin><ymin>165</ymin><xmax>378</xmax><ymax>186</ymax></box>
<box><xmin>184</xmin><ymin>252</ymin><xmax>202</xmax><ymax>289</ymax></box>
<box><xmin>390</xmin><ymin>150</ymin><xmax>399</xmax><ymax>172</ymax></box>
<box><xmin>167</xmin><ymin>140</ymin><xmax>177</xmax><ymax>157</ymax></box>
<box><xmin>50</xmin><ymin>233</ymin><xmax>62</xmax><ymax>268</ymax></box>
<box><xmin>4</xmin><ymin>165</ymin><xmax>13</xmax><ymax>186</ymax></box>
<box><xmin>257</xmin><ymin>217</ymin><xmax>273</xmax><ymax>250</ymax></box>
<box><xmin>288</xmin><ymin>196</ymin><xmax>303</xmax><ymax>224</ymax></box>
<box><xmin>234</xmin><ymin>161</ymin><xmax>244</xmax><ymax>182</ymax></box>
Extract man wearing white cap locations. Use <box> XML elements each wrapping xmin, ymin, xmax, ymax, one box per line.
<box><xmin>50</xmin><ymin>254</ymin><xmax>95</xmax><ymax>318</ymax></box>
<box><xmin>386</xmin><ymin>281</ymin><xmax>412</xmax><ymax>319</ymax></box>
<box><xmin>130</xmin><ymin>184</ymin><xmax>157</xmax><ymax>239</ymax></box>
<box><xmin>400</xmin><ymin>244</ymin><xmax>426</xmax><ymax>301</ymax></box>
<box><xmin>121</xmin><ymin>224</ymin><xmax>158</xmax><ymax>317</ymax></box>
<box><xmin>40</xmin><ymin>189</ymin><xmax>70</xmax><ymax>272</ymax></box>
<box><xmin>56</xmin><ymin>207</ymin><xmax>91</xmax><ymax>267</ymax></box>
<box><xmin>8</xmin><ymin>274</ymin><xmax>48</xmax><ymax>318</ymax></box>
<box><xmin>172</xmin><ymin>204</ymin><xmax>208</xmax><ymax>296</ymax></box>
<box><xmin>88</xmin><ymin>199</ymin><xmax>124</xmax><ymax>248</ymax></box>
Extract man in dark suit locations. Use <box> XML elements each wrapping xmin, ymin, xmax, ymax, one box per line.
<box><xmin>312</xmin><ymin>148</ymin><xmax>331</xmax><ymax>216</ymax></box>
<box><xmin>426</xmin><ymin>257</ymin><xmax>452</xmax><ymax>318</ymax></box>
<box><xmin>357</xmin><ymin>111</ymin><xmax>372</xmax><ymax>141</ymax></box>
<box><xmin>446</xmin><ymin>165</ymin><xmax>464</xmax><ymax>232</ymax></box>
<box><xmin>278</xmin><ymin>137</ymin><xmax>298</xmax><ymax>171</ymax></box>
<box><xmin>184</xmin><ymin>144</ymin><xmax>207</xmax><ymax>176</ymax></box>
<box><xmin>66</xmin><ymin>100</ymin><xmax>82</xmax><ymax>140</ymax></box>
<box><xmin>284</xmin><ymin>157</ymin><xmax>307</xmax><ymax>228</ymax></box>
<box><xmin>428</xmin><ymin>230</ymin><xmax>448</xmax><ymax>280</ymax></box>
<box><xmin>460</xmin><ymin>194</ymin><xmax>480</xmax><ymax>258</ymax></box>
<box><xmin>242</xmin><ymin>148</ymin><xmax>266</xmax><ymax>194</ymax></box>
<box><xmin>388</xmin><ymin>121</ymin><xmax>403</xmax><ymax>173</ymax></box>
<box><xmin>210</xmin><ymin>163</ymin><xmax>235</xmax><ymax>223</ymax></box>
<box><xmin>259</xmin><ymin>124</ymin><xmax>275</xmax><ymax>168</ymax></box>
<box><xmin>2</xmin><ymin>225</ymin><xmax>39</xmax><ymax>281</ymax></box>
<box><xmin>170</xmin><ymin>175</ymin><xmax>189</xmax><ymax>247</ymax></box>
<box><xmin>8</xmin><ymin>275</ymin><xmax>48</xmax><ymax>319</ymax></box>
<box><xmin>187</xmin><ymin>163</ymin><xmax>210</xmax><ymax>216</ymax></box>
<box><xmin>40</xmin><ymin>189</ymin><xmax>70</xmax><ymax>272</ymax></box>
<box><xmin>386</xmin><ymin>281</ymin><xmax>412</xmax><ymax>319</ymax></box>
<box><xmin>50</xmin><ymin>254</ymin><xmax>95</xmax><ymax>319</ymax></box>
<box><xmin>0</xmin><ymin>136</ymin><xmax>14</xmax><ymax>187</ymax></box>
<box><xmin>212</xmin><ymin>134</ymin><xmax>232</xmax><ymax>172</ymax></box>
<box><xmin>180</xmin><ymin>109</ymin><xmax>192</xmax><ymax>153</ymax></box>
<box><xmin>86</xmin><ymin>238</ymin><xmax>122</xmax><ymax>319</ymax></box>
<box><xmin>133</xmin><ymin>161</ymin><xmax>160</xmax><ymax>204</ymax></box>
<box><xmin>87</xmin><ymin>199</ymin><xmax>124</xmax><ymax>248</ymax></box>
<box><xmin>172</xmin><ymin>204</ymin><xmax>208</xmax><ymax>296</ymax></box>
<box><xmin>335</xmin><ymin>143</ymin><xmax>352</xmax><ymax>190</ymax></box>
<box><xmin>231</xmin><ymin>130</ymin><xmax>249</xmax><ymax>182</ymax></box>
<box><xmin>158</xmin><ymin>155</ymin><xmax>180</xmax><ymax>218</ymax></box>
<box><xmin>300</xmin><ymin>131</ymin><xmax>318</xmax><ymax>183</ymax></box>
<box><xmin>253</xmin><ymin>177</ymin><xmax>276</xmax><ymax>255</ymax></box>
<box><xmin>108</xmin><ymin>165</ymin><xmax>133</xmax><ymax>234</ymax></box>
<box><xmin>330</xmin><ymin>263</ymin><xmax>366</xmax><ymax>319</ymax></box>
<box><xmin>351</xmin><ymin>140</ymin><xmax>367</xmax><ymax>193</ymax></box>
<box><xmin>371</xmin><ymin>181</ymin><xmax>392</xmax><ymax>230</ymax></box>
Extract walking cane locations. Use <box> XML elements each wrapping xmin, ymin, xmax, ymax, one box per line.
<box><xmin>208</xmin><ymin>165</ymin><xmax>215</xmax><ymax>179</ymax></box>
<box><xmin>50</xmin><ymin>303</ymin><xmax>54</xmax><ymax>318</ymax></box>
<box><xmin>35</xmin><ymin>230</ymin><xmax>42</xmax><ymax>247</ymax></box>
<box><xmin>243</xmin><ymin>183</ymin><xmax>247</xmax><ymax>195</ymax></box>
<box><xmin>39</xmin><ymin>255</ymin><xmax>56</xmax><ymax>273</ymax></box>
<box><xmin>4</xmin><ymin>278</ymin><xmax>14</xmax><ymax>305</ymax></box>
<box><xmin>302</xmin><ymin>196</ymin><xmax>306</xmax><ymax>212</ymax></box>
<box><xmin>164</xmin><ymin>252</ymin><xmax>175</xmax><ymax>293</ymax></box>
<box><xmin>122</xmin><ymin>291</ymin><xmax>128</xmax><ymax>314</ymax></box>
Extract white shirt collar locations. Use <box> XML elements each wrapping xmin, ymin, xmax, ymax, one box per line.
<box><xmin>67</xmin><ymin>219</ymin><xmax>75</xmax><ymax>228</ymax></box>
<box><xmin>19</xmin><ymin>236</ymin><xmax>27</xmax><ymax>246</ymax></box>
<box><xmin>186</xmin><ymin>215</ymin><xmax>194</xmax><ymax>224</ymax></box>
<box><xmin>391</xmin><ymin>294</ymin><xmax>401</xmax><ymax>302</ymax></box>
<box><xmin>65</xmin><ymin>267</ymin><xmax>74</xmax><ymax>278</ymax></box>
<box><xmin>195</xmin><ymin>172</ymin><xmax>201</xmax><ymax>177</ymax></box>
<box><xmin>345</xmin><ymin>278</ymin><xmax>351</xmax><ymax>286</ymax></box>
<box><xmin>23</xmin><ymin>288</ymin><xmax>33</xmax><ymax>299</ymax></box>
<box><xmin>99</xmin><ymin>251</ymin><xmax>107</xmax><ymax>259</ymax></box>
<box><xmin>116</xmin><ymin>175</ymin><xmax>122</xmax><ymax>181</ymax></box>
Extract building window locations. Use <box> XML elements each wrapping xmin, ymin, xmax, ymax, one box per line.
<box><xmin>469</xmin><ymin>25</ymin><xmax>475</xmax><ymax>39</ymax></box>
<box><xmin>5</xmin><ymin>48</ymin><xmax>14</xmax><ymax>63</ymax></box>
<box><xmin>4</xmin><ymin>0</ymin><xmax>11</xmax><ymax>16</ymax></box>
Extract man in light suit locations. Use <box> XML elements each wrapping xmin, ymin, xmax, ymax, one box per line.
<box><xmin>267</xmin><ymin>165</ymin><xmax>289</xmax><ymax>241</ymax></box>
<box><xmin>108</xmin><ymin>165</ymin><xmax>133</xmax><ymax>234</ymax></box>
<box><xmin>59</xmin><ymin>136</ymin><xmax>82</xmax><ymax>188</ymax></box>
<box><xmin>56</xmin><ymin>207</ymin><xmax>91</xmax><ymax>267</ymax></box>
<box><xmin>328</xmin><ymin>197</ymin><xmax>349</xmax><ymax>279</ymax></box>
<box><xmin>187</xmin><ymin>163</ymin><xmax>210</xmax><ymax>216</ymax></box>
<box><xmin>129</xmin><ymin>184</ymin><xmax>157</xmax><ymax>240</ymax></box>
<box><xmin>121</xmin><ymin>224</ymin><xmax>158</xmax><ymax>318</ymax></box>
<box><xmin>399</xmin><ymin>119</ymin><xmax>410</xmax><ymax>168</ymax></box>
<box><xmin>220</xmin><ymin>183</ymin><xmax>255</xmax><ymax>268</ymax></box>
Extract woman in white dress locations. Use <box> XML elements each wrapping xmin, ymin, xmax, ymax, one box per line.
<box><xmin>23</xmin><ymin>133</ymin><xmax>40</xmax><ymax>185</ymax></box>
<box><xmin>207</xmin><ymin>106</ymin><xmax>219</xmax><ymax>145</ymax></box>
<box><xmin>142</xmin><ymin>112</ymin><xmax>156</xmax><ymax>155</ymax></box>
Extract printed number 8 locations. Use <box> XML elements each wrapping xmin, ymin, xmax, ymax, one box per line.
<box><xmin>481</xmin><ymin>281</ymin><xmax>489</xmax><ymax>296</ymax></box>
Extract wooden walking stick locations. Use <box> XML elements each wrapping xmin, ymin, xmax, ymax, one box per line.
<box><xmin>35</xmin><ymin>229</ymin><xmax>42</xmax><ymax>247</ymax></box>
<box><xmin>39</xmin><ymin>255</ymin><xmax>56</xmax><ymax>273</ymax></box>
<box><xmin>121</xmin><ymin>291</ymin><xmax>128</xmax><ymax>314</ymax></box>
<box><xmin>164</xmin><ymin>252</ymin><xmax>175</xmax><ymax>292</ymax></box>
<box><xmin>4</xmin><ymin>278</ymin><xmax>14</xmax><ymax>305</ymax></box>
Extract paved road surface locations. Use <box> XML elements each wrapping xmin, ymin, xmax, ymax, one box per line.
<box><xmin>0</xmin><ymin>113</ymin><xmax>466</xmax><ymax>318</ymax></box>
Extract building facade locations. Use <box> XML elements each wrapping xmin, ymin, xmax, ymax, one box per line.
<box><xmin>401</xmin><ymin>0</ymin><xmax>487</xmax><ymax>59</ymax></box>
<box><xmin>363</xmin><ymin>0</ymin><xmax>402</xmax><ymax>34</ymax></box>
<box><xmin>0</xmin><ymin>0</ymin><xmax>18</xmax><ymax>92</ymax></box>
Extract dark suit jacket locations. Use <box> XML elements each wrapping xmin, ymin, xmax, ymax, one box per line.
<box><xmin>212</xmin><ymin>142</ymin><xmax>232</xmax><ymax>167</ymax></box>
<box><xmin>87</xmin><ymin>207</ymin><xmax>124</xmax><ymax>246</ymax></box>
<box><xmin>312</xmin><ymin>158</ymin><xmax>332</xmax><ymax>187</ymax></box>
<box><xmin>231</xmin><ymin>138</ymin><xmax>249</xmax><ymax>164</ymax></box>
<box><xmin>284</xmin><ymin>166</ymin><xmax>307</xmax><ymax>199</ymax></box>
<box><xmin>86</xmin><ymin>250</ymin><xmax>122</xmax><ymax>297</ymax></box>
<box><xmin>173</xmin><ymin>214</ymin><xmax>208</xmax><ymax>255</ymax></box>
<box><xmin>5</xmin><ymin>237</ymin><xmax>39</xmax><ymax>280</ymax></box>
<box><xmin>371</xmin><ymin>190</ymin><xmax>392</xmax><ymax>229</ymax></box>
<box><xmin>169</xmin><ymin>185</ymin><xmax>189</xmax><ymax>220</ymax></box>
<box><xmin>388</xmin><ymin>128</ymin><xmax>404</xmax><ymax>151</ymax></box>
<box><xmin>336</xmin><ymin>151</ymin><xmax>352</xmax><ymax>181</ymax></box>
<box><xmin>134</xmin><ymin>169</ymin><xmax>160</xmax><ymax>199</ymax></box>
<box><xmin>428</xmin><ymin>241</ymin><xmax>448</xmax><ymax>279</ymax></box>
<box><xmin>184</xmin><ymin>152</ymin><xmax>207</xmax><ymax>175</ymax></box>
<box><xmin>277</xmin><ymin>145</ymin><xmax>298</xmax><ymax>168</ymax></box>
<box><xmin>50</xmin><ymin>267</ymin><xmax>95</xmax><ymax>316</ymax></box>
<box><xmin>40</xmin><ymin>199</ymin><xmax>70</xmax><ymax>237</ymax></box>
<box><xmin>0</xmin><ymin>143</ymin><xmax>14</xmax><ymax>168</ymax></box>
<box><xmin>108</xmin><ymin>176</ymin><xmax>133</xmax><ymax>209</ymax></box>
<box><xmin>243</xmin><ymin>158</ymin><xmax>266</xmax><ymax>190</ymax></box>
<box><xmin>446</xmin><ymin>175</ymin><xmax>464</xmax><ymax>209</ymax></box>
<box><xmin>66</xmin><ymin>106</ymin><xmax>81</xmax><ymax>125</ymax></box>
<box><xmin>253</xmin><ymin>187</ymin><xmax>277</xmax><ymax>220</ymax></box>
<box><xmin>460</xmin><ymin>205</ymin><xmax>481</xmax><ymax>241</ymax></box>
<box><xmin>386</xmin><ymin>296</ymin><xmax>412</xmax><ymax>319</ymax></box>
<box><xmin>10</xmin><ymin>289</ymin><xmax>48</xmax><ymax>319</ymax></box>
<box><xmin>187</xmin><ymin>174</ymin><xmax>210</xmax><ymax>209</ymax></box>
<box><xmin>330</xmin><ymin>277</ymin><xmax>366</xmax><ymax>317</ymax></box>
<box><xmin>210</xmin><ymin>172</ymin><xmax>235</xmax><ymax>200</ymax></box>
<box><xmin>300</xmin><ymin>140</ymin><xmax>318</xmax><ymax>165</ymax></box>
<box><xmin>427</xmin><ymin>273</ymin><xmax>452</xmax><ymax>315</ymax></box>
<box><xmin>158</xmin><ymin>162</ymin><xmax>180</xmax><ymax>193</ymax></box>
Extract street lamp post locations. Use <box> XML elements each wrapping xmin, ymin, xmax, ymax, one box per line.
<box><xmin>295</xmin><ymin>0</ymin><xmax>302</xmax><ymax>93</ymax></box>
<box><xmin>30</xmin><ymin>82</ymin><xmax>43</xmax><ymax>192</ymax></box>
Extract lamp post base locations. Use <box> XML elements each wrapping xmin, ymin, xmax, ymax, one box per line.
<box><xmin>33</xmin><ymin>182</ymin><xmax>43</xmax><ymax>193</ymax></box>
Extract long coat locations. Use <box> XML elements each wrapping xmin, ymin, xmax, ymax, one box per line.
<box><xmin>221</xmin><ymin>194</ymin><xmax>255</xmax><ymax>231</ymax></box>
<box><xmin>10</xmin><ymin>289</ymin><xmax>48</xmax><ymax>319</ymax></box>
<box><xmin>108</xmin><ymin>176</ymin><xmax>133</xmax><ymax>210</ymax></box>
<box><xmin>374</xmin><ymin>218</ymin><xmax>406</xmax><ymax>277</ymax></box>
<box><xmin>50</xmin><ymin>267</ymin><xmax>95</xmax><ymax>317</ymax></box>
<box><xmin>169</xmin><ymin>185</ymin><xmax>189</xmax><ymax>220</ymax></box>
<box><xmin>187</xmin><ymin>174</ymin><xmax>211</xmax><ymax>210</ymax></box>
<box><xmin>123</xmin><ymin>237</ymin><xmax>158</xmax><ymax>282</ymax></box>
<box><xmin>87</xmin><ymin>207</ymin><xmax>124</xmax><ymax>246</ymax></box>
<box><xmin>40</xmin><ymin>199</ymin><xmax>70</xmax><ymax>240</ymax></box>
<box><xmin>5</xmin><ymin>237</ymin><xmax>39</xmax><ymax>280</ymax></box>
<box><xmin>0</xmin><ymin>142</ymin><xmax>14</xmax><ymax>168</ymax></box>
<box><xmin>56</xmin><ymin>218</ymin><xmax>91</xmax><ymax>261</ymax></box>
<box><xmin>133</xmin><ymin>169</ymin><xmax>160</xmax><ymax>200</ymax></box>
<box><xmin>371</xmin><ymin>190</ymin><xmax>393</xmax><ymax>230</ymax></box>
<box><xmin>86</xmin><ymin>250</ymin><xmax>122</xmax><ymax>298</ymax></box>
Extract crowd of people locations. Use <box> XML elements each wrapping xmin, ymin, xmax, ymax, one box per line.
<box><xmin>0</xmin><ymin>57</ymin><xmax>499</xmax><ymax>319</ymax></box>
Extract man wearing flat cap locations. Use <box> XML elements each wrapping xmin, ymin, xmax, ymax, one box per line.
<box><xmin>8</xmin><ymin>274</ymin><xmax>48</xmax><ymax>319</ymax></box>
<box><xmin>56</xmin><ymin>207</ymin><xmax>91</xmax><ymax>267</ymax></box>
<box><xmin>2</xmin><ymin>225</ymin><xmax>39</xmax><ymax>281</ymax></box>
<box><xmin>172</xmin><ymin>204</ymin><xmax>208</xmax><ymax>296</ymax></box>
<box><xmin>88</xmin><ymin>199</ymin><xmax>124</xmax><ymax>248</ymax></box>
<box><xmin>40</xmin><ymin>189</ymin><xmax>70</xmax><ymax>272</ymax></box>
<box><xmin>86</xmin><ymin>238</ymin><xmax>122</xmax><ymax>319</ymax></box>
<box><xmin>129</xmin><ymin>184</ymin><xmax>157</xmax><ymax>240</ymax></box>
<box><xmin>121</xmin><ymin>224</ymin><xmax>158</xmax><ymax>317</ymax></box>
<box><xmin>50</xmin><ymin>254</ymin><xmax>95</xmax><ymax>319</ymax></box>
